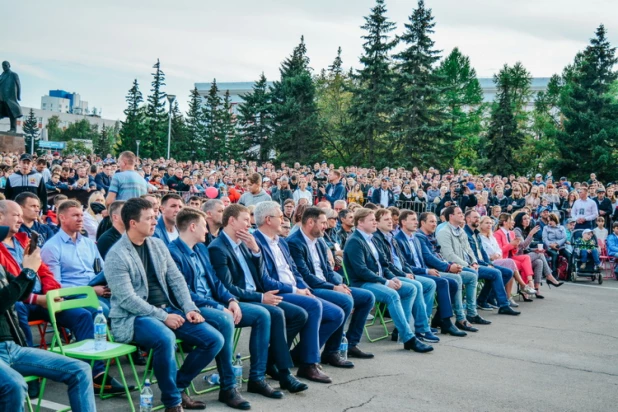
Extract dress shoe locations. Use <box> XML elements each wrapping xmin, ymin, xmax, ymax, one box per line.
<box><xmin>321</xmin><ymin>352</ymin><xmax>354</xmax><ymax>368</ymax></box>
<box><xmin>430</xmin><ymin>327</ymin><xmax>439</xmax><ymax>333</ymax></box>
<box><xmin>348</xmin><ymin>345</ymin><xmax>374</xmax><ymax>359</ymax></box>
<box><xmin>391</xmin><ymin>328</ymin><xmax>399</xmax><ymax>342</ymax></box>
<box><xmin>441</xmin><ymin>318</ymin><xmax>467</xmax><ymax>336</ymax></box>
<box><xmin>181</xmin><ymin>391</ymin><xmax>206</xmax><ymax>410</ymax></box>
<box><xmin>165</xmin><ymin>405</ymin><xmax>184</xmax><ymax>412</ymax></box>
<box><xmin>265</xmin><ymin>364</ymin><xmax>280</xmax><ymax>380</ymax></box>
<box><xmin>247</xmin><ymin>379</ymin><xmax>283</xmax><ymax>399</ymax></box>
<box><xmin>455</xmin><ymin>320</ymin><xmax>478</xmax><ymax>332</ymax></box>
<box><xmin>93</xmin><ymin>374</ymin><xmax>134</xmax><ymax>395</ymax></box>
<box><xmin>498</xmin><ymin>306</ymin><xmax>520</xmax><ymax>316</ymax></box>
<box><xmin>415</xmin><ymin>332</ymin><xmax>440</xmax><ymax>343</ymax></box>
<box><xmin>297</xmin><ymin>363</ymin><xmax>332</xmax><ymax>383</ymax></box>
<box><xmin>430</xmin><ymin>316</ymin><xmax>441</xmax><ymax>330</ymax></box>
<box><xmin>477</xmin><ymin>302</ymin><xmax>494</xmax><ymax>311</ymax></box>
<box><xmin>403</xmin><ymin>337</ymin><xmax>433</xmax><ymax>353</ymax></box>
<box><xmin>218</xmin><ymin>388</ymin><xmax>250</xmax><ymax>410</ymax></box>
<box><xmin>467</xmin><ymin>314</ymin><xmax>492</xmax><ymax>325</ymax></box>
<box><xmin>279</xmin><ymin>373</ymin><xmax>308</xmax><ymax>393</ymax></box>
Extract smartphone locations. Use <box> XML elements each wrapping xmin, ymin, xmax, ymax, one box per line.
<box><xmin>27</xmin><ymin>231</ymin><xmax>40</xmax><ymax>255</ymax></box>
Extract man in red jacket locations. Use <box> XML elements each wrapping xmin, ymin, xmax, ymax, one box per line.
<box><xmin>0</xmin><ymin>200</ymin><xmax>129</xmax><ymax>394</ymax></box>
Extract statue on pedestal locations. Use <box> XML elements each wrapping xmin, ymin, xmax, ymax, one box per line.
<box><xmin>0</xmin><ymin>61</ymin><xmax>23</xmax><ymax>133</ymax></box>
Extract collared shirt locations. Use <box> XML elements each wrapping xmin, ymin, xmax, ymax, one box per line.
<box><xmin>175</xmin><ymin>238</ymin><xmax>213</xmax><ymax>301</ymax></box>
<box><xmin>301</xmin><ymin>230</ymin><xmax>326</xmax><ymax>281</ymax></box>
<box><xmin>382</xmin><ymin>231</ymin><xmax>402</xmax><ymax>270</ymax></box>
<box><xmin>358</xmin><ymin>230</ymin><xmax>383</xmax><ymax>277</ymax></box>
<box><xmin>380</xmin><ymin>189</ymin><xmax>389</xmax><ymax>208</ymax></box>
<box><xmin>404</xmin><ymin>232</ymin><xmax>423</xmax><ymax>269</ymax></box>
<box><xmin>222</xmin><ymin>231</ymin><xmax>257</xmax><ymax>292</ymax></box>
<box><xmin>4</xmin><ymin>238</ymin><xmax>41</xmax><ymax>293</ymax></box>
<box><xmin>41</xmin><ymin>229</ymin><xmax>101</xmax><ymax>288</ymax></box>
<box><xmin>258</xmin><ymin>230</ymin><xmax>297</xmax><ymax>289</ymax></box>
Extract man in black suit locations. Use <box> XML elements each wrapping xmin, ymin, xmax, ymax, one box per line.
<box><xmin>370</xmin><ymin>178</ymin><xmax>395</xmax><ymax>208</ymax></box>
<box><xmin>208</xmin><ymin>204</ymin><xmax>308</xmax><ymax>393</ymax></box>
<box><xmin>343</xmin><ymin>208</ymin><xmax>433</xmax><ymax>353</ymax></box>
<box><xmin>287</xmin><ymin>207</ymin><xmax>375</xmax><ymax>360</ymax></box>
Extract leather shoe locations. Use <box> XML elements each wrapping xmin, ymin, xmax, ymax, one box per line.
<box><xmin>498</xmin><ymin>306</ymin><xmax>520</xmax><ymax>315</ymax></box>
<box><xmin>441</xmin><ymin>318</ymin><xmax>467</xmax><ymax>337</ymax></box>
<box><xmin>467</xmin><ymin>314</ymin><xmax>492</xmax><ymax>325</ymax></box>
<box><xmin>321</xmin><ymin>352</ymin><xmax>354</xmax><ymax>368</ymax></box>
<box><xmin>181</xmin><ymin>391</ymin><xmax>206</xmax><ymax>410</ymax></box>
<box><xmin>164</xmin><ymin>406</ymin><xmax>183</xmax><ymax>412</ymax></box>
<box><xmin>248</xmin><ymin>380</ymin><xmax>283</xmax><ymax>399</ymax></box>
<box><xmin>391</xmin><ymin>328</ymin><xmax>399</xmax><ymax>342</ymax></box>
<box><xmin>265</xmin><ymin>364</ymin><xmax>280</xmax><ymax>380</ymax></box>
<box><xmin>403</xmin><ymin>337</ymin><xmax>433</xmax><ymax>353</ymax></box>
<box><xmin>279</xmin><ymin>374</ymin><xmax>308</xmax><ymax>393</ymax></box>
<box><xmin>218</xmin><ymin>388</ymin><xmax>250</xmax><ymax>410</ymax></box>
<box><xmin>455</xmin><ymin>320</ymin><xmax>478</xmax><ymax>332</ymax></box>
<box><xmin>297</xmin><ymin>363</ymin><xmax>332</xmax><ymax>383</ymax></box>
<box><xmin>348</xmin><ymin>345</ymin><xmax>374</xmax><ymax>359</ymax></box>
<box><xmin>93</xmin><ymin>375</ymin><xmax>134</xmax><ymax>395</ymax></box>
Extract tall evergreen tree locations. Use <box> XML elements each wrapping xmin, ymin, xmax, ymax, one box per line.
<box><xmin>95</xmin><ymin>124</ymin><xmax>116</xmax><ymax>157</ymax></box>
<box><xmin>270</xmin><ymin>36</ymin><xmax>323</xmax><ymax>164</ymax></box>
<box><xmin>22</xmin><ymin>108</ymin><xmax>39</xmax><ymax>154</ymax></box>
<box><xmin>170</xmin><ymin>100</ymin><xmax>189</xmax><ymax>160</ymax></box>
<box><xmin>552</xmin><ymin>25</ymin><xmax>618</xmax><ymax>181</ymax></box>
<box><xmin>118</xmin><ymin>79</ymin><xmax>146</xmax><ymax>155</ymax></box>
<box><xmin>315</xmin><ymin>47</ymin><xmax>354</xmax><ymax>164</ymax></box>
<box><xmin>145</xmin><ymin>59</ymin><xmax>168</xmax><ymax>158</ymax></box>
<box><xmin>435</xmin><ymin>47</ymin><xmax>485</xmax><ymax>170</ymax></box>
<box><xmin>185</xmin><ymin>87</ymin><xmax>208</xmax><ymax>160</ymax></box>
<box><xmin>220</xmin><ymin>90</ymin><xmax>244</xmax><ymax>160</ymax></box>
<box><xmin>391</xmin><ymin>0</ymin><xmax>448</xmax><ymax>169</ymax></box>
<box><xmin>203</xmin><ymin>79</ymin><xmax>224</xmax><ymax>160</ymax></box>
<box><xmin>237</xmin><ymin>73</ymin><xmax>274</xmax><ymax>161</ymax></box>
<box><xmin>347</xmin><ymin>0</ymin><xmax>397</xmax><ymax>167</ymax></box>
<box><xmin>527</xmin><ymin>74</ymin><xmax>563</xmax><ymax>171</ymax></box>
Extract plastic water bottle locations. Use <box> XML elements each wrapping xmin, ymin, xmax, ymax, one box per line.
<box><xmin>233</xmin><ymin>353</ymin><xmax>243</xmax><ymax>391</ymax></box>
<box><xmin>94</xmin><ymin>307</ymin><xmax>107</xmax><ymax>351</ymax></box>
<box><xmin>139</xmin><ymin>379</ymin><xmax>153</xmax><ymax>412</ymax></box>
<box><xmin>204</xmin><ymin>372</ymin><xmax>220</xmax><ymax>386</ymax></box>
<box><xmin>339</xmin><ymin>333</ymin><xmax>348</xmax><ymax>360</ymax></box>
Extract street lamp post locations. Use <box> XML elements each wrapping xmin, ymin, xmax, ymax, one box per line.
<box><xmin>136</xmin><ymin>140</ymin><xmax>141</xmax><ymax>159</ymax></box>
<box><xmin>166</xmin><ymin>94</ymin><xmax>176</xmax><ymax>160</ymax></box>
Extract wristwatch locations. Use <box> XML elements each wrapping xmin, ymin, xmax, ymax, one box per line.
<box><xmin>22</xmin><ymin>268</ymin><xmax>37</xmax><ymax>281</ymax></box>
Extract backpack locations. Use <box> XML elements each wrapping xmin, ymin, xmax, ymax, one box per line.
<box><xmin>557</xmin><ymin>256</ymin><xmax>569</xmax><ymax>280</ymax></box>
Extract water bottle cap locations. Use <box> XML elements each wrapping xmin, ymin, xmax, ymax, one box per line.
<box><xmin>236</xmin><ymin>353</ymin><xmax>241</xmax><ymax>358</ymax></box>
<box><xmin>145</xmin><ymin>379</ymin><xmax>150</xmax><ymax>386</ymax></box>
<box><xmin>97</xmin><ymin>306</ymin><xmax>103</xmax><ymax>312</ymax></box>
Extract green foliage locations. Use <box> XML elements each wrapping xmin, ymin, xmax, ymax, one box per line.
<box><xmin>270</xmin><ymin>36</ymin><xmax>323</xmax><ymax>164</ymax></box>
<box><xmin>170</xmin><ymin>100</ymin><xmax>189</xmax><ymax>160</ymax></box>
<box><xmin>64</xmin><ymin>140</ymin><xmax>92</xmax><ymax>156</ymax></box>
<box><xmin>237</xmin><ymin>73</ymin><xmax>274</xmax><ymax>161</ymax></box>
<box><xmin>22</xmin><ymin>108</ymin><xmax>39</xmax><ymax>154</ymax></box>
<box><xmin>144</xmin><ymin>59</ymin><xmax>168</xmax><ymax>158</ymax></box>
<box><xmin>220</xmin><ymin>90</ymin><xmax>244</xmax><ymax>160</ymax></box>
<box><xmin>203</xmin><ymin>79</ymin><xmax>224</xmax><ymax>160</ymax></box>
<box><xmin>95</xmin><ymin>123</ymin><xmax>118</xmax><ymax>157</ymax></box>
<box><xmin>63</xmin><ymin>119</ymin><xmax>99</xmax><ymax>142</ymax></box>
<box><xmin>347</xmin><ymin>0</ymin><xmax>397</xmax><ymax>167</ymax></box>
<box><xmin>185</xmin><ymin>87</ymin><xmax>208</xmax><ymax>160</ymax></box>
<box><xmin>46</xmin><ymin>115</ymin><xmax>64</xmax><ymax>142</ymax></box>
<box><xmin>117</xmin><ymin>79</ymin><xmax>146</xmax><ymax>155</ymax></box>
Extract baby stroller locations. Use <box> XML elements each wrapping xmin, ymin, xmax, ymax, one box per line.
<box><xmin>569</xmin><ymin>229</ymin><xmax>603</xmax><ymax>284</ymax></box>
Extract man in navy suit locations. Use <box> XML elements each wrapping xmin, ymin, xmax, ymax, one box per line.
<box><xmin>153</xmin><ymin>193</ymin><xmax>183</xmax><ymax>245</ymax></box>
<box><xmin>395</xmin><ymin>210</ymin><xmax>467</xmax><ymax>337</ymax></box>
<box><xmin>319</xmin><ymin>170</ymin><xmax>346</xmax><ymax>207</ymax></box>
<box><xmin>253</xmin><ymin>201</ymin><xmax>347</xmax><ymax>383</ymax></box>
<box><xmin>370</xmin><ymin>178</ymin><xmax>395</xmax><ymax>208</ymax></box>
<box><xmin>208</xmin><ymin>204</ymin><xmax>309</xmax><ymax>394</ymax></box>
<box><xmin>343</xmin><ymin>208</ymin><xmax>433</xmax><ymax>353</ymax></box>
<box><xmin>168</xmin><ymin>208</ymin><xmax>253</xmax><ymax>409</ymax></box>
<box><xmin>287</xmin><ymin>207</ymin><xmax>376</xmax><ymax>360</ymax></box>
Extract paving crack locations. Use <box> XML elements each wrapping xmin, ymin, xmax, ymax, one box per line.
<box><xmin>328</xmin><ymin>373</ymin><xmax>402</xmax><ymax>389</ymax></box>
<box><xmin>342</xmin><ymin>395</ymin><xmax>376</xmax><ymax>412</ymax></box>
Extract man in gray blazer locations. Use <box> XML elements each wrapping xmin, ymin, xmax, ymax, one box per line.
<box><xmin>105</xmin><ymin>198</ymin><xmax>224</xmax><ymax>412</ymax></box>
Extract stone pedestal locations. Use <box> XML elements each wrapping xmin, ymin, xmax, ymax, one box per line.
<box><xmin>0</xmin><ymin>133</ymin><xmax>25</xmax><ymax>153</ymax></box>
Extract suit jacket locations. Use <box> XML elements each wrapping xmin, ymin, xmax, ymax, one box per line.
<box><xmin>286</xmin><ymin>229</ymin><xmax>343</xmax><ymax>290</ymax></box>
<box><xmin>153</xmin><ymin>216</ymin><xmax>173</xmax><ymax>246</ymax></box>
<box><xmin>342</xmin><ymin>230</ymin><xmax>395</xmax><ymax>287</ymax></box>
<box><xmin>104</xmin><ymin>234</ymin><xmax>198</xmax><ymax>343</ymax></box>
<box><xmin>324</xmin><ymin>182</ymin><xmax>346</xmax><ymax>206</ymax></box>
<box><xmin>464</xmin><ymin>225</ymin><xmax>491</xmax><ymax>266</ymax></box>
<box><xmin>415</xmin><ymin>231</ymin><xmax>450</xmax><ymax>272</ymax></box>
<box><xmin>493</xmin><ymin>228</ymin><xmax>517</xmax><ymax>258</ymax></box>
<box><xmin>370</xmin><ymin>188</ymin><xmax>395</xmax><ymax>207</ymax></box>
<box><xmin>253</xmin><ymin>230</ymin><xmax>308</xmax><ymax>292</ymax></box>
<box><xmin>94</xmin><ymin>172</ymin><xmax>111</xmax><ymax>192</ymax></box>
<box><xmin>373</xmin><ymin>230</ymin><xmax>413</xmax><ymax>278</ymax></box>
<box><xmin>208</xmin><ymin>233</ymin><xmax>274</xmax><ymax>303</ymax></box>
<box><xmin>394</xmin><ymin>230</ymin><xmax>430</xmax><ymax>275</ymax></box>
<box><xmin>168</xmin><ymin>238</ymin><xmax>235</xmax><ymax>310</ymax></box>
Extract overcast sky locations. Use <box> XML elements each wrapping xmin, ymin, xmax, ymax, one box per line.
<box><xmin>5</xmin><ymin>0</ymin><xmax>617</xmax><ymax>120</ymax></box>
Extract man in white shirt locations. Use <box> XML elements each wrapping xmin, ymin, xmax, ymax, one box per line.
<box><xmin>571</xmin><ymin>187</ymin><xmax>599</xmax><ymax>230</ymax></box>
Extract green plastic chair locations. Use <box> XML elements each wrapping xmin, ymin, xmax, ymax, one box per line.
<box><xmin>46</xmin><ymin>286</ymin><xmax>140</xmax><ymax>412</ymax></box>
<box><xmin>24</xmin><ymin>375</ymin><xmax>50</xmax><ymax>412</ymax></box>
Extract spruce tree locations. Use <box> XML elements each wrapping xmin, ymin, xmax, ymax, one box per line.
<box><xmin>237</xmin><ymin>73</ymin><xmax>274</xmax><ymax>161</ymax></box>
<box><xmin>203</xmin><ymin>79</ymin><xmax>223</xmax><ymax>160</ymax></box>
<box><xmin>170</xmin><ymin>100</ymin><xmax>189</xmax><ymax>159</ymax></box>
<box><xmin>145</xmin><ymin>59</ymin><xmax>168</xmax><ymax>158</ymax></box>
<box><xmin>220</xmin><ymin>90</ymin><xmax>244</xmax><ymax>160</ymax></box>
<box><xmin>186</xmin><ymin>87</ymin><xmax>208</xmax><ymax>160</ymax></box>
<box><xmin>347</xmin><ymin>0</ymin><xmax>397</xmax><ymax>167</ymax></box>
<box><xmin>118</xmin><ymin>79</ymin><xmax>146</xmax><ymax>155</ymax></box>
<box><xmin>391</xmin><ymin>0</ymin><xmax>448</xmax><ymax>169</ymax></box>
<box><xmin>552</xmin><ymin>25</ymin><xmax>618</xmax><ymax>181</ymax></box>
<box><xmin>270</xmin><ymin>36</ymin><xmax>323</xmax><ymax>164</ymax></box>
<box><xmin>22</xmin><ymin>108</ymin><xmax>39</xmax><ymax>154</ymax></box>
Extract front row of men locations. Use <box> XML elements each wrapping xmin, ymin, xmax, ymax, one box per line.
<box><xmin>1</xmin><ymin>197</ymin><xmax>518</xmax><ymax>412</ymax></box>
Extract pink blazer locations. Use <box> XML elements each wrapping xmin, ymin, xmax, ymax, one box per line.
<box><xmin>494</xmin><ymin>228</ymin><xmax>517</xmax><ymax>258</ymax></box>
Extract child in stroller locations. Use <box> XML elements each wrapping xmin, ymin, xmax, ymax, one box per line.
<box><xmin>571</xmin><ymin>229</ymin><xmax>604</xmax><ymax>284</ymax></box>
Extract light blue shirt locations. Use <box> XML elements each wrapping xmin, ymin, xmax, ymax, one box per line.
<box><xmin>404</xmin><ymin>233</ymin><xmax>423</xmax><ymax>268</ymax></box>
<box><xmin>383</xmin><ymin>231</ymin><xmax>402</xmax><ymax>270</ymax></box>
<box><xmin>222</xmin><ymin>231</ymin><xmax>257</xmax><ymax>292</ymax></box>
<box><xmin>109</xmin><ymin>170</ymin><xmax>148</xmax><ymax>200</ymax></box>
<box><xmin>358</xmin><ymin>230</ymin><xmax>383</xmax><ymax>277</ymax></box>
<box><xmin>41</xmin><ymin>229</ymin><xmax>102</xmax><ymax>288</ymax></box>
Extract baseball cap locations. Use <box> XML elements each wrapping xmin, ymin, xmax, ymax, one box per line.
<box><xmin>567</xmin><ymin>218</ymin><xmax>576</xmax><ymax>224</ymax></box>
<box><xmin>53</xmin><ymin>152</ymin><xmax>60</xmax><ymax>156</ymax></box>
<box><xmin>597</xmin><ymin>188</ymin><xmax>605</xmax><ymax>193</ymax></box>
<box><xmin>583</xmin><ymin>229</ymin><xmax>593</xmax><ymax>235</ymax></box>
<box><xmin>19</xmin><ymin>154</ymin><xmax>32</xmax><ymax>162</ymax></box>
<box><xmin>535</xmin><ymin>173</ymin><xmax>542</xmax><ymax>178</ymax></box>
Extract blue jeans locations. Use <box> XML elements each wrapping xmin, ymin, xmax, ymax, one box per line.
<box><xmin>199</xmin><ymin>307</ymin><xmax>236</xmax><ymax>391</ymax></box>
<box><xmin>132</xmin><ymin>308</ymin><xmax>224</xmax><ymax>408</ymax></box>
<box><xmin>0</xmin><ymin>340</ymin><xmax>95</xmax><ymax>412</ymax></box>
<box><xmin>477</xmin><ymin>265</ymin><xmax>513</xmax><ymax>308</ymax></box>
<box><xmin>361</xmin><ymin>281</ymin><xmax>416</xmax><ymax>343</ymax></box>
<box><xmin>410</xmin><ymin>275</ymin><xmax>437</xmax><ymax>322</ymax></box>
<box><xmin>580</xmin><ymin>249</ymin><xmax>601</xmax><ymax>265</ymax></box>
<box><xmin>444</xmin><ymin>269</ymin><xmax>478</xmax><ymax>320</ymax></box>
<box><xmin>86</xmin><ymin>296</ymin><xmax>111</xmax><ymax>318</ymax></box>
<box><xmin>311</xmin><ymin>289</ymin><xmax>353</xmax><ymax>355</ymax></box>
<box><xmin>416</xmin><ymin>273</ymin><xmax>455</xmax><ymax>320</ymax></box>
<box><xmin>347</xmin><ymin>287</ymin><xmax>375</xmax><ymax>347</ymax></box>
<box><xmin>399</xmin><ymin>277</ymin><xmax>430</xmax><ymax>333</ymax></box>
<box><xmin>15</xmin><ymin>302</ymin><xmax>105</xmax><ymax>376</ymax></box>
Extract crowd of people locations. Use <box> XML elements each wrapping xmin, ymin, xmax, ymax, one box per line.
<box><xmin>0</xmin><ymin>149</ymin><xmax>616</xmax><ymax>412</ymax></box>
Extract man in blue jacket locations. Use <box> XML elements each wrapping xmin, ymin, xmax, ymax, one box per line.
<box><xmin>319</xmin><ymin>170</ymin><xmax>346</xmax><ymax>207</ymax></box>
<box><xmin>253</xmin><ymin>201</ymin><xmax>347</xmax><ymax>383</ymax></box>
<box><xmin>287</xmin><ymin>207</ymin><xmax>375</xmax><ymax>360</ymax></box>
<box><xmin>370</xmin><ymin>178</ymin><xmax>395</xmax><ymax>208</ymax></box>
<box><xmin>153</xmin><ymin>193</ymin><xmax>183</xmax><ymax>245</ymax></box>
<box><xmin>208</xmin><ymin>204</ymin><xmax>308</xmax><ymax>393</ymax></box>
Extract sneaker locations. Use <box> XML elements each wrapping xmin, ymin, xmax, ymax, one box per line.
<box><xmin>580</xmin><ymin>263</ymin><xmax>586</xmax><ymax>270</ymax></box>
<box><xmin>523</xmin><ymin>285</ymin><xmax>537</xmax><ymax>295</ymax></box>
<box><xmin>477</xmin><ymin>302</ymin><xmax>494</xmax><ymax>311</ymax></box>
<box><xmin>509</xmin><ymin>298</ymin><xmax>520</xmax><ymax>308</ymax></box>
<box><xmin>415</xmin><ymin>332</ymin><xmax>440</xmax><ymax>343</ymax></box>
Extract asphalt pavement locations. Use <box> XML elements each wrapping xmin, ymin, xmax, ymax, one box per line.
<box><xmin>32</xmin><ymin>278</ymin><xmax>618</xmax><ymax>412</ymax></box>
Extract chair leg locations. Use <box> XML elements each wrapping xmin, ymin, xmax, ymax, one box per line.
<box><xmin>114</xmin><ymin>356</ymin><xmax>136</xmax><ymax>412</ymax></box>
<box><xmin>364</xmin><ymin>304</ymin><xmax>390</xmax><ymax>342</ymax></box>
